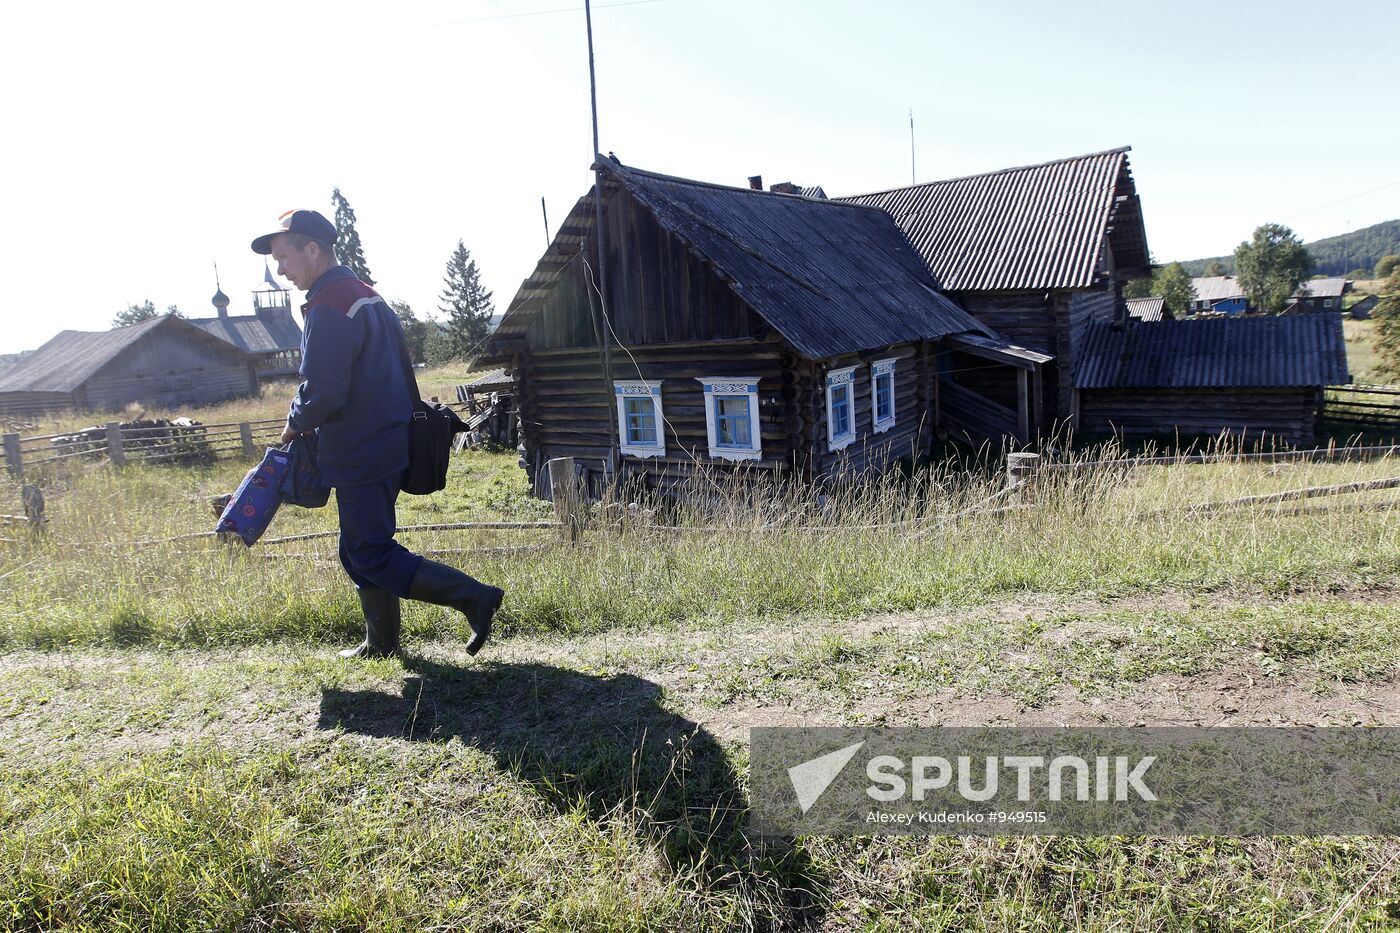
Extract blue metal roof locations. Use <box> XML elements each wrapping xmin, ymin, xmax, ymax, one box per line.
<box><xmin>1075</xmin><ymin>315</ymin><xmax>1350</xmax><ymax>389</ymax></box>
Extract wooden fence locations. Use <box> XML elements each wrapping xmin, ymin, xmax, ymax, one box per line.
<box><xmin>1321</xmin><ymin>384</ymin><xmax>1400</xmax><ymax>433</ymax></box>
<box><xmin>1</xmin><ymin>399</ymin><xmax>475</xmax><ymax>481</ymax></box>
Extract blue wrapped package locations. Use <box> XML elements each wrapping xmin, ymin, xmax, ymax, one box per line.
<box><xmin>215</xmin><ymin>447</ymin><xmax>291</xmax><ymax>546</ymax></box>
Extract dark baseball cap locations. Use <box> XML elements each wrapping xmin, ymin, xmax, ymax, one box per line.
<box><xmin>251</xmin><ymin>209</ymin><xmax>339</xmax><ymax>255</ymax></box>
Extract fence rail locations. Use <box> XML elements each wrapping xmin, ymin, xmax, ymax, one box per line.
<box><xmin>1</xmin><ymin>400</ymin><xmax>472</xmax><ymax>480</ymax></box>
<box><xmin>1322</xmin><ymin>384</ymin><xmax>1400</xmax><ymax>431</ymax></box>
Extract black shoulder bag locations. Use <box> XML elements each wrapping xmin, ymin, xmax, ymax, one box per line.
<box><xmin>393</xmin><ymin>321</ymin><xmax>469</xmax><ymax>496</ymax></box>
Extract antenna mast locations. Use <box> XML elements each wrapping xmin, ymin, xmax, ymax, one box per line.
<box><xmin>909</xmin><ymin>108</ymin><xmax>916</xmax><ymax>185</ymax></box>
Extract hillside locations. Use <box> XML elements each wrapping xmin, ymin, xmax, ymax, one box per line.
<box><xmin>1175</xmin><ymin>219</ymin><xmax>1400</xmax><ymax>278</ymax></box>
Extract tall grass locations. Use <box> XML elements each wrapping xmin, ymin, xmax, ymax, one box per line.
<box><xmin>3</xmin><ymin>435</ymin><xmax>1399</xmax><ymax>650</ymax></box>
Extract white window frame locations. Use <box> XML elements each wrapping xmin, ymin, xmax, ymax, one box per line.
<box><xmin>870</xmin><ymin>358</ymin><xmax>897</xmax><ymax>434</ymax></box>
<box><xmin>1323</xmin><ymin>298</ymin><xmax>1333</xmax><ymax>308</ymax></box>
<box><xmin>826</xmin><ymin>365</ymin><xmax>857</xmax><ymax>452</ymax></box>
<box><xmin>697</xmin><ymin>377</ymin><xmax>762</xmax><ymax>461</ymax></box>
<box><xmin>614</xmin><ymin>380</ymin><xmax>665</xmax><ymax>458</ymax></box>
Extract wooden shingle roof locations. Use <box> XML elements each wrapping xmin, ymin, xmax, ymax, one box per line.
<box><xmin>838</xmin><ymin>147</ymin><xmax>1151</xmax><ymax>292</ymax></box>
<box><xmin>1075</xmin><ymin>315</ymin><xmax>1350</xmax><ymax>389</ymax></box>
<box><xmin>188</xmin><ymin>308</ymin><xmax>302</xmax><ymax>354</ymax></box>
<box><xmin>485</xmin><ymin>158</ymin><xmax>994</xmax><ymax>363</ymax></box>
<box><xmin>0</xmin><ymin>316</ymin><xmax>254</xmax><ymax>393</ymax></box>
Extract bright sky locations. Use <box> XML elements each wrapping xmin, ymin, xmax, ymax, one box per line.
<box><xmin>3</xmin><ymin>0</ymin><xmax>1398</xmax><ymax>355</ymax></box>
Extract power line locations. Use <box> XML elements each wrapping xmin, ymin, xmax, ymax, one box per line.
<box><xmin>1285</xmin><ymin>179</ymin><xmax>1400</xmax><ymax>221</ymax></box>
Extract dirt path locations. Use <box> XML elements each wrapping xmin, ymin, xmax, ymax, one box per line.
<box><xmin>4</xmin><ymin>587</ymin><xmax>1398</xmax><ymax>763</ymax></box>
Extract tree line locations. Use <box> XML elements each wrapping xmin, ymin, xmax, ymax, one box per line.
<box><xmin>112</xmin><ymin>189</ymin><xmax>496</xmax><ymax>368</ymax></box>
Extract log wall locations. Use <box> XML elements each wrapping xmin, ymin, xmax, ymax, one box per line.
<box><xmin>810</xmin><ymin>343</ymin><xmax>933</xmax><ymax>478</ymax></box>
<box><xmin>1078</xmin><ymin>387</ymin><xmax>1321</xmax><ymax>447</ymax></box>
<box><xmin>86</xmin><ymin>330</ymin><xmax>259</xmax><ymax>411</ymax></box>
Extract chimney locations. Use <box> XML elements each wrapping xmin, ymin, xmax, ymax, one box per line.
<box><xmin>747</xmin><ymin>175</ymin><xmax>763</xmax><ymax>190</ymax></box>
<box><xmin>770</xmin><ymin>182</ymin><xmax>800</xmax><ymax>195</ymax></box>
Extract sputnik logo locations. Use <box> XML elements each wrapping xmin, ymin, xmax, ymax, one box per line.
<box><xmin>788</xmin><ymin>741</ymin><xmax>866</xmax><ymax>813</ymax></box>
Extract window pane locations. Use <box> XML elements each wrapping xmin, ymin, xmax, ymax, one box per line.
<box><xmin>876</xmin><ymin>374</ymin><xmax>893</xmax><ymax>421</ymax></box>
<box><xmin>715</xmin><ymin>395</ymin><xmax>752</xmax><ymax>447</ymax></box>
<box><xmin>832</xmin><ymin>385</ymin><xmax>850</xmax><ymax>436</ymax></box>
<box><xmin>625</xmin><ymin>397</ymin><xmax>657</xmax><ymax>445</ymax></box>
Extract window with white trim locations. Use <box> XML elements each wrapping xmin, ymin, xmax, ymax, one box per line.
<box><xmin>697</xmin><ymin>377</ymin><xmax>762</xmax><ymax>461</ymax></box>
<box><xmin>826</xmin><ymin>365</ymin><xmax>857</xmax><ymax>451</ymax></box>
<box><xmin>870</xmin><ymin>358</ymin><xmax>896</xmax><ymax>433</ymax></box>
<box><xmin>1323</xmin><ymin>299</ymin><xmax>1333</xmax><ymax>308</ymax></box>
<box><xmin>614</xmin><ymin>380</ymin><xmax>665</xmax><ymax>458</ymax></box>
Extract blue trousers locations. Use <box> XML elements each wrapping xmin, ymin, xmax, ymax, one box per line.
<box><xmin>334</xmin><ymin>476</ymin><xmax>423</xmax><ymax>597</ymax></box>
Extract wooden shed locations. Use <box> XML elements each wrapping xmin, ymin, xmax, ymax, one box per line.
<box><xmin>1074</xmin><ymin>314</ymin><xmax>1350</xmax><ymax>447</ymax></box>
<box><xmin>838</xmin><ymin>147</ymin><xmax>1151</xmax><ymax>434</ymax></box>
<box><xmin>0</xmin><ymin>315</ymin><xmax>260</xmax><ymax>418</ymax></box>
<box><xmin>477</xmin><ymin>158</ymin><xmax>1050</xmax><ymax>497</ymax></box>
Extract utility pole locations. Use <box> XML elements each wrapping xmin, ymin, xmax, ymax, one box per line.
<box><xmin>584</xmin><ymin>0</ymin><xmax>618</xmax><ymax>467</ymax></box>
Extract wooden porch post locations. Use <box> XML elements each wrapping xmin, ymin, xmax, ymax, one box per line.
<box><xmin>1016</xmin><ymin>368</ymin><xmax>1031</xmax><ymax>444</ymax></box>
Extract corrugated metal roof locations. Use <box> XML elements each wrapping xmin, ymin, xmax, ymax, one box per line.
<box><xmin>188</xmin><ymin>308</ymin><xmax>302</xmax><ymax>353</ymax></box>
<box><xmin>837</xmin><ymin>147</ymin><xmax>1150</xmax><ymax>292</ymax></box>
<box><xmin>1293</xmin><ymin>276</ymin><xmax>1350</xmax><ymax>299</ymax></box>
<box><xmin>0</xmin><ymin>316</ymin><xmax>256</xmax><ymax>393</ymax></box>
<box><xmin>1191</xmin><ymin>276</ymin><xmax>1245</xmax><ymax>303</ymax></box>
<box><xmin>484</xmin><ymin>159</ymin><xmax>993</xmax><ymax>363</ymax></box>
<box><xmin>1075</xmin><ymin>315</ymin><xmax>1350</xmax><ymax>389</ymax></box>
<box><xmin>1126</xmin><ymin>296</ymin><xmax>1166</xmax><ymax>321</ymax></box>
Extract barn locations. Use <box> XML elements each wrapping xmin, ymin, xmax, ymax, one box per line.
<box><xmin>1075</xmin><ymin>314</ymin><xmax>1350</xmax><ymax>446</ymax></box>
<box><xmin>0</xmin><ymin>315</ymin><xmax>260</xmax><ymax>418</ymax></box>
<box><xmin>477</xmin><ymin>158</ymin><xmax>1051</xmax><ymax>496</ymax></box>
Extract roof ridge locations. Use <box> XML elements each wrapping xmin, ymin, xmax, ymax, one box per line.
<box><xmin>836</xmin><ymin>146</ymin><xmax>1132</xmax><ymax>201</ymax></box>
<box><xmin>603</xmin><ymin>160</ymin><xmax>890</xmax><ymax>214</ymax></box>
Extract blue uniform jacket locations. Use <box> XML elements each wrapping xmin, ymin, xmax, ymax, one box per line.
<box><xmin>286</xmin><ymin>266</ymin><xmax>412</xmax><ymax>486</ymax></box>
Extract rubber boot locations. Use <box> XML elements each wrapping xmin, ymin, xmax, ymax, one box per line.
<box><xmin>407</xmin><ymin>559</ymin><xmax>504</xmax><ymax>656</ymax></box>
<box><xmin>339</xmin><ymin>588</ymin><xmax>402</xmax><ymax>659</ymax></box>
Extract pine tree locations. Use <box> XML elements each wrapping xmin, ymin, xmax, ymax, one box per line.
<box><xmin>438</xmin><ymin>240</ymin><xmax>494</xmax><ymax>360</ymax></box>
<box><xmin>331</xmin><ymin>188</ymin><xmax>375</xmax><ymax>286</ymax></box>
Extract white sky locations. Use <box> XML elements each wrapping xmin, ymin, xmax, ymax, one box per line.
<box><xmin>3</xmin><ymin>0</ymin><xmax>1398</xmax><ymax>355</ymax></box>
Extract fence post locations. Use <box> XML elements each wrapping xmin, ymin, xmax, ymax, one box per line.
<box><xmin>21</xmin><ymin>484</ymin><xmax>45</xmax><ymax>529</ymax></box>
<box><xmin>105</xmin><ymin>422</ymin><xmax>126</xmax><ymax>467</ymax></box>
<box><xmin>1006</xmin><ymin>451</ymin><xmax>1040</xmax><ymax>501</ymax></box>
<box><xmin>548</xmin><ymin>456</ymin><xmax>582</xmax><ymax>544</ymax></box>
<box><xmin>2</xmin><ymin>433</ymin><xmax>21</xmax><ymax>480</ymax></box>
<box><xmin>239</xmin><ymin>422</ymin><xmax>256</xmax><ymax>458</ymax></box>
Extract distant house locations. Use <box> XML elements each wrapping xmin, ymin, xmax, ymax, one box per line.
<box><xmin>1189</xmin><ymin>276</ymin><xmax>1248</xmax><ymax>314</ymax></box>
<box><xmin>1075</xmin><ymin>315</ymin><xmax>1349</xmax><ymax>446</ymax></box>
<box><xmin>840</xmin><ymin>146</ymin><xmax>1152</xmax><ymax>434</ymax></box>
<box><xmin>1291</xmin><ymin>276</ymin><xmax>1352</xmax><ymax>313</ymax></box>
<box><xmin>478</xmin><ymin>157</ymin><xmax>1047</xmax><ymax>495</ymax></box>
<box><xmin>0</xmin><ymin>315</ymin><xmax>259</xmax><ymax>418</ymax></box>
<box><xmin>1126</xmin><ymin>296</ymin><xmax>1169</xmax><ymax>322</ymax></box>
<box><xmin>186</xmin><ymin>267</ymin><xmax>303</xmax><ymax>378</ymax></box>
<box><xmin>1349</xmin><ymin>294</ymin><xmax>1380</xmax><ymax>320</ymax></box>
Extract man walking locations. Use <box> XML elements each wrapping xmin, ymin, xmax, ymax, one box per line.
<box><xmin>252</xmin><ymin>209</ymin><xmax>503</xmax><ymax>659</ymax></box>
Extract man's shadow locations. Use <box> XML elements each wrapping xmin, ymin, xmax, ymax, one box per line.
<box><xmin>318</xmin><ymin>654</ymin><xmax>823</xmax><ymax>919</ymax></box>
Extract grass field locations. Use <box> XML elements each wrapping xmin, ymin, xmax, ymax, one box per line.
<box><xmin>3</xmin><ymin>384</ymin><xmax>1400</xmax><ymax>930</ymax></box>
<box><xmin>1344</xmin><ymin>318</ymin><xmax>1386</xmax><ymax>384</ymax></box>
